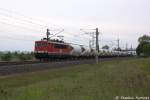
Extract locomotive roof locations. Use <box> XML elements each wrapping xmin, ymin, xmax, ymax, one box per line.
<box><xmin>35</xmin><ymin>40</ymin><xmax>69</xmax><ymax>45</ymax></box>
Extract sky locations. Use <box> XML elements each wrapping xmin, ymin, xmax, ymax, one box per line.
<box><xmin>0</xmin><ymin>0</ymin><xmax>150</xmax><ymax>51</ymax></box>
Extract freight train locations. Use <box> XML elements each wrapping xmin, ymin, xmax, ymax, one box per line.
<box><xmin>34</xmin><ymin>30</ymin><xmax>133</xmax><ymax>60</ymax></box>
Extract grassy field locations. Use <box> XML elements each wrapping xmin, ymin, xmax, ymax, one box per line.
<box><xmin>0</xmin><ymin>58</ymin><xmax>150</xmax><ymax>100</ymax></box>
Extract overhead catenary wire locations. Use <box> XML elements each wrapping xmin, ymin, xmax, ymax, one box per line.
<box><xmin>0</xmin><ymin>22</ymin><xmax>90</xmax><ymax>47</ymax></box>
<box><xmin>62</xmin><ymin>31</ymin><xmax>90</xmax><ymax>43</ymax></box>
<box><xmin>0</xmin><ymin>30</ymin><xmax>43</xmax><ymax>38</ymax></box>
<box><xmin>0</xmin><ymin>29</ymin><xmax>40</xmax><ymax>41</ymax></box>
<box><xmin>0</xmin><ymin>13</ymin><xmax>46</xmax><ymax>32</ymax></box>
<box><xmin>0</xmin><ymin>8</ymin><xmax>89</xmax><ymax>37</ymax></box>
<box><xmin>0</xmin><ymin>35</ymin><xmax>35</xmax><ymax>41</ymax></box>
<box><xmin>50</xmin><ymin>29</ymin><xmax>64</xmax><ymax>38</ymax></box>
<box><xmin>0</xmin><ymin>27</ymin><xmax>90</xmax><ymax>47</ymax></box>
<box><xmin>63</xmin><ymin>30</ymin><xmax>91</xmax><ymax>40</ymax></box>
<box><xmin>0</xmin><ymin>8</ymin><xmax>65</xmax><ymax>40</ymax></box>
<box><xmin>0</xmin><ymin>21</ymin><xmax>42</xmax><ymax>33</ymax></box>
<box><xmin>0</xmin><ymin>7</ymin><xmax>64</xmax><ymax>29</ymax></box>
<box><xmin>0</xmin><ymin>7</ymin><xmax>93</xmax><ymax>40</ymax></box>
<box><xmin>0</xmin><ymin>8</ymin><xmax>67</xmax><ymax>40</ymax></box>
<box><xmin>0</xmin><ymin>36</ymin><xmax>89</xmax><ymax>47</ymax></box>
<box><xmin>0</xmin><ymin>11</ymin><xmax>47</xmax><ymax>29</ymax></box>
<box><xmin>0</xmin><ymin>17</ymin><xmax>119</xmax><ymax>49</ymax></box>
<box><xmin>49</xmin><ymin>29</ymin><xmax>91</xmax><ymax>44</ymax></box>
<box><xmin>0</xmin><ymin>8</ymin><xmax>97</xmax><ymax>48</ymax></box>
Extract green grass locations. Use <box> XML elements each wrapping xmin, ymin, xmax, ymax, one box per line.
<box><xmin>0</xmin><ymin>58</ymin><xmax>150</xmax><ymax>100</ymax></box>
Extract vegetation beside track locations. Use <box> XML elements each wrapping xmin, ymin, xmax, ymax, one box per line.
<box><xmin>0</xmin><ymin>58</ymin><xmax>150</xmax><ymax>100</ymax></box>
<box><xmin>0</xmin><ymin>51</ymin><xmax>34</xmax><ymax>61</ymax></box>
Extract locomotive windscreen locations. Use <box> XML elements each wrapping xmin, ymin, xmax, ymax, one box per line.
<box><xmin>35</xmin><ymin>42</ymin><xmax>47</xmax><ymax>47</ymax></box>
<box><xmin>54</xmin><ymin>44</ymin><xmax>67</xmax><ymax>49</ymax></box>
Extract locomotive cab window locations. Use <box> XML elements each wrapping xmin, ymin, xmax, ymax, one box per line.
<box><xmin>35</xmin><ymin>42</ymin><xmax>40</xmax><ymax>47</ymax></box>
<box><xmin>54</xmin><ymin>44</ymin><xmax>67</xmax><ymax>49</ymax></box>
<box><xmin>35</xmin><ymin>42</ymin><xmax>47</xmax><ymax>47</ymax></box>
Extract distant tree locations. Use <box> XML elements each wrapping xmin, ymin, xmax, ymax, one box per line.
<box><xmin>18</xmin><ymin>52</ymin><xmax>34</xmax><ymax>61</ymax></box>
<box><xmin>136</xmin><ymin>35</ymin><xmax>150</xmax><ymax>56</ymax></box>
<box><xmin>18</xmin><ymin>52</ymin><xmax>29</xmax><ymax>61</ymax></box>
<box><xmin>143</xmin><ymin>44</ymin><xmax>150</xmax><ymax>56</ymax></box>
<box><xmin>0</xmin><ymin>51</ymin><xmax>34</xmax><ymax>61</ymax></box>
<box><xmin>102</xmin><ymin>45</ymin><xmax>109</xmax><ymax>50</ymax></box>
<box><xmin>1</xmin><ymin>52</ymin><xmax>12</xmax><ymax>61</ymax></box>
<box><xmin>138</xmin><ymin>35</ymin><xmax>150</xmax><ymax>43</ymax></box>
<box><xmin>14</xmin><ymin>51</ymin><xmax>19</xmax><ymax>55</ymax></box>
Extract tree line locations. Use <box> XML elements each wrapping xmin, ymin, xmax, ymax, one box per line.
<box><xmin>0</xmin><ymin>51</ymin><xmax>35</xmax><ymax>61</ymax></box>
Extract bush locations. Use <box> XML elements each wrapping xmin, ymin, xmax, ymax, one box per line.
<box><xmin>1</xmin><ymin>52</ymin><xmax>12</xmax><ymax>61</ymax></box>
<box><xmin>136</xmin><ymin>35</ymin><xmax>150</xmax><ymax>56</ymax></box>
<box><xmin>18</xmin><ymin>52</ymin><xmax>33</xmax><ymax>61</ymax></box>
<box><xmin>0</xmin><ymin>51</ymin><xmax>34</xmax><ymax>61</ymax></box>
<box><xmin>136</xmin><ymin>42</ymin><xmax>150</xmax><ymax>56</ymax></box>
<box><xmin>143</xmin><ymin>44</ymin><xmax>150</xmax><ymax>57</ymax></box>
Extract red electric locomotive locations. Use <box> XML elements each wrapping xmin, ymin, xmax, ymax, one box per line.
<box><xmin>34</xmin><ymin>29</ymin><xmax>73</xmax><ymax>60</ymax></box>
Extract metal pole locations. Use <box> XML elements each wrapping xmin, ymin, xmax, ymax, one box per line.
<box><xmin>117</xmin><ymin>38</ymin><xmax>120</xmax><ymax>51</ymax></box>
<box><xmin>46</xmin><ymin>29</ymin><xmax>50</xmax><ymax>41</ymax></box>
<box><xmin>96</xmin><ymin>28</ymin><xmax>99</xmax><ymax>64</ymax></box>
<box><xmin>126</xmin><ymin>43</ymin><xmax>128</xmax><ymax>50</ymax></box>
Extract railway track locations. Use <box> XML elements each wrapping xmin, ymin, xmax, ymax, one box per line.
<box><xmin>0</xmin><ymin>55</ymin><xmax>129</xmax><ymax>66</ymax></box>
<box><xmin>0</xmin><ymin>61</ymin><xmax>42</xmax><ymax>66</ymax></box>
<box><xmin>0</xmin><ymin>57</ymin><xmax>135</xmax><ymax>76</ymax></box>
<box><xmin>0</xmin><ymin>59</ymin><xmax>96</xmax><ymax>75</ymax></box>
<box><xmin>0</xmin><ymin>60</ymin><xmax>89</xmax><ymax>67</ymax></box>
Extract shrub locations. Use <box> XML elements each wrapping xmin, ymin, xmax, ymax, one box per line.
<box><xmin>1</xmin><ymin>52</ymin><xmax>12</xmax><ymax>61</ymax></box>
<box><xmin>18</xmin><ymin>52</ymin><xmax>33</xmax><ymax>61</ymax></box>
<box><xmin>143</xmin><ymin>44</ymin><xmax>150</xmax><ymax>57</ymax></box>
